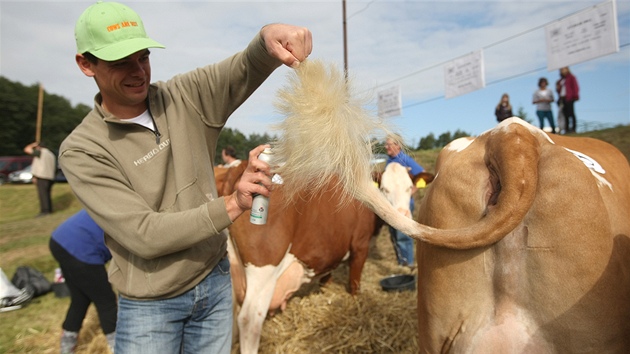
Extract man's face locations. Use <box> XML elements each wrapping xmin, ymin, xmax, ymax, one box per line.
<box><xmin>78</xmin><ymin>49</ymin><xmax>152</xmax><ymax>116</ymax></box>
<box><xmin>385</xmin><ymin>139</ymin><xmax>401</xmax><ymax>157</ymax></box>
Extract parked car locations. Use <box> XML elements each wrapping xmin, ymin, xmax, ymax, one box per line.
<box><xmin>0</xmin><ymin>156</ymin><xmax>33</xmax><ymax>185</ymax></box>
<box><xmin>8</xmin><ymin>165</ymin><xmax>33</xmax><ymax>184</ymax></box>
<box><xmin>8</xmin><ymin>165</ymin><xmax>67</xmax><ymax>184</ymax></box>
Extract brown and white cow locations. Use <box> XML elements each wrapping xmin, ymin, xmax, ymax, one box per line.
<box><xmin>218</xmin><ymin>163</ymin><xmax>377</xmax><ymax>354</ymax></box>
<box><xmin>408</xmin><ymin>118</ymin><xmax>630</xmax><ymax>353</ymax></box>
<box><xmin>276</xmin><ymin>115</ymin><xmax>630</xmax><ymax>352</ymax></box>
<box><xmin>369</xmin><ymin>120</ymin><xmax>630</xmax><ymax>352</ymax></box>
<box><xmin>269</xmin><ymin>60</ymin><xmax>629</xmax><ymax>352</ymax></box>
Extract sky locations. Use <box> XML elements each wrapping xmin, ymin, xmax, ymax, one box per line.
<box><xmin>1</xmin><ymin>0</ymin><xmax>629</xmax><ymax>148</ymax></box>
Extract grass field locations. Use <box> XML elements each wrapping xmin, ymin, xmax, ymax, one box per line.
<box><xmin>1</xmin><ymin>125</ymin><xmax>628</xmax><ymax>353</ymax></box>
<box><xmin>0</xmin><ymin>183</ymin><xmax>94</xmax><ymax>353</ymax></box>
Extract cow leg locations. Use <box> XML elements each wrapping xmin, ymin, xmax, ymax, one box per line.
<box><xmin>226</xmin><ymin>234</ymin><xmax>245</xmax><ymax>345</ymax></box>
<box><xmin>319</xmin><ymin>273</ymin><xmax>332</xmax><ymax>284</ymax></box>
<box><xmin>237</xmin><ymin>251</ymin><xmax>311</xmax><ymax>354</ymax></box>
<box><xmin>348</xmin><ymin>231</ymin><xmax>370</xmax><ymax>295</ymax></box>
<box><xmin>227</xmin><ymin>234</ymin><xmax>246</xmax><ymax>305</ymax></box>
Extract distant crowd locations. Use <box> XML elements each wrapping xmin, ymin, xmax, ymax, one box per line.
<box><xmin>495</xmin><ymin>66</ymin><xmax>579</xmax><ymax>135</ymax></box>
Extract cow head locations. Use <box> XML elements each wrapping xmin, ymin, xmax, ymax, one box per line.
<box><xmin>380</xmin><ymin>162</ymin><xmax>414</xmax><ymax>218</ymax></box>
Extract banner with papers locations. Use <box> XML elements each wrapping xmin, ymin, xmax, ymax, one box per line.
<box><xmin>444</xmin><ymin>50</ymin><xmax>485</xmax><ymax>99</ymax></box>
<box><xmin>545</xmin><ymin>0</ymin><xmax>619</xmax><ymax>71</ymax></box>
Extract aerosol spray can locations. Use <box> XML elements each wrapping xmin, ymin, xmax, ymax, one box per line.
<box><xmin>250</xmin><ymin>148</ymin><xmax>273</xmax><ymax>225</ymax></box>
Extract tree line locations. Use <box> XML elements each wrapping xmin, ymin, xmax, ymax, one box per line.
<box><xmin>0</xmin><ymin>77</ymin><xmax>91</xmax><ymax>156</ymax></box>
<box><xmin>1</xmin><ymin>76</ymin><xmax>471</xmax><ymax>160</ymax></box>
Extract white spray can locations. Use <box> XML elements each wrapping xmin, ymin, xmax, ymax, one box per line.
<box><xmin>250</xmin><ymin>148</ymin><xmax>273</xmax><ymax>225</ymax></box>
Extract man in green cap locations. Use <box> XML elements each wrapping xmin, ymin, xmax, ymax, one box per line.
<box><xmin>59</xmin><ymin>1</ymin><xmax>312</xmax><ymax>353</ymax></box>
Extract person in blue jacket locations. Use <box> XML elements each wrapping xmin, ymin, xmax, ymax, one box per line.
<box><xmin>384</xmin><ymin>135</ymin><xmax>424</xmax><ymax>268</ymax></box>
<box><xmin>49</xmin><ymin>210</ymin><xmax>117</xmax><ymax>354</ymax></box>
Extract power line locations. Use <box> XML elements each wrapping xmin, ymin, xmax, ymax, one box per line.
<box><xmin>367</xmin><ymin>0</ymin><xmax>626</xmax><ymax>93</ymax></box>
<box><xmin>347</xmin><ymin>0</ymin><xmax>377</xmax><ymax>20</ymax></box>
<box><xmin>401</xmin><ymin>42</ymin><xmax>629</xmax><ymax>111</ymax></box>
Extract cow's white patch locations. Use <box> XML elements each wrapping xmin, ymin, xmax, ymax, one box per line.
<box><xmin>342</xmin><ymin>251</ymin><xmax>351</xmax><ymax>262</ymax></box>
<box><xmin>238</xmin><ymin>249</ymin><xmax>313</xmax><ymax>354</ymax></box>
<box><xmin>495</xmin><ymin>117</ymin><xmax>554</xmax><ymax>144</ymax></box>
<box><xmin>446</xmin><ymin>137</ymin><xmax>474</xmax><ymax>152</ymax></box>
<box><xmin>380</xmin><ymin>162</ymin><xmax>413</xmax><ymax>218</ymax></box>
<box><xmin>467</xmin><ymin>305</ymin><xmax>550</xmax><ymax>353</ymax></box>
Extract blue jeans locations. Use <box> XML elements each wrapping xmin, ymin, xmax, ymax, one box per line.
<box><xmin>389</xmin><ymin>226</ymin><xmax>415</xmax><ymax>266</ymax></box>
<box><xmin>536</xmin><ymin>110</ymin><xmax>556</xmax><ymax>133</ymax></box>
<box><xmin>115</xmin><ymin>257</ymin><xmax>232</xmax><ymax>354</ymax></box>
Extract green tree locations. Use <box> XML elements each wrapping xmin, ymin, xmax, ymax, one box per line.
<box><xmin>216</xmin><ymin>128</ymin><xmax>247</xmax><ymax>163</ymax></box>
<box><xmin>516</xmin><ymin>106</ymin><xmax>532</xmax><ymax>125</ymax></box>
<box><xmin>452</xmin><ymin>129</ymin><xmax>470</xmax><ymax>141</ymax></box>
<box><xmin>215</xmin><ymin>128</ymin><xmax>277</xmax><ymax>164</ymax></box>
<box><xmin>436</xmin><ymin>132</ymin><xmax>452</xmax><ymax>148</ymax></box>
<box><xmin>417</xmin><ymin>133</ymin><xmax>436</xmax><ymax>150</ymax></box>
<box><xmin>415</xmin><ymin>129</ymin><xmax>472</xmax><ymax>150</ymax></box>
<box><xmin>0</xmin><ymin>77</ymin><xmax>89</xmax><ymax>156</ymax></box>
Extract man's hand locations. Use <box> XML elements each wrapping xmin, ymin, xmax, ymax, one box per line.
<box><xmin>24</xmin><ymin>142</ymin><xmax>39</xmax><ymax>155</ymax></box>
<box><xmin>261</xmin><ymin>24</ymin><xmax>312</xmax><ymax>68</ymax></box>
<box><xmin>224</xmin><ymin>144</ymin><xmax>273</xmax><ymax>221</ymax></box>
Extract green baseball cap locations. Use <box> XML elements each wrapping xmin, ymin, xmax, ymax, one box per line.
<box><xmin>75</xmin><ymin>1</ymin><xmax>165</xmax><ymax>61</ymax></box>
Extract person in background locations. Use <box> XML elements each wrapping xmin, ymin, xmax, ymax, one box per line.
<box><xmin>556</xmin><ymin>66</ymin><xmax>579</xmax><ymax>133</ymax></box>
<box><xmin>556</xmin><ymin>98</ymin><xmax>567</xmax><ymax>135</ymax></box>
<box><xmin>495</xmin><ymin>93</ymin><xmax>513</xmax><ymax>123</ymax></box>
<box><xmin>59</xmin><ymin>1</ymin><xmax>311</xmax><ymax>353</ymax></box>
<box><xmin>23</xmin><ymin>142</ymin><xmax>57</xmax><ymax>217</ymax></box>
<box><xmin>384</xmin><ymin>135</ymin><xmax>424</xmax><ymax>268</ymax></box>
<box><xmin>532</xmin><ymin>77</ymin><xmax>556</xmax><ymax>133</ymax></box>
<box><xmin>220</xmin><ymin>145</ymin><xmax>242</xmax><ymax>168</ymax></box>
<box><xmin>49</xmin><ymin>209</ymin><xmax>117</xmax><ymax>354</ymax></box>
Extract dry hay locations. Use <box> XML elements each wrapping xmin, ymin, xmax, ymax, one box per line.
<box><xmin>233</xmin><ymin>224</ymin><xmax>420</xmax><ymax>354</ymax></box>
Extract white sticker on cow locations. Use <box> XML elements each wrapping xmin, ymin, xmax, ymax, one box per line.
<box><xmin>564</xmin><ymin>148</ymin><xmax>606</xmax><ymax>174</ymax></box>
<box><xmin>564</xmin><ymin>148</ymin><xmax>612</xmax><ymax>191</ymax></box>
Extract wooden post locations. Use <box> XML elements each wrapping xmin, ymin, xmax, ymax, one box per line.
<box><xmin>342</xmin><ymin>0</ymin><xmax>348</xmax><ymax>80</ymax></box>
<box><xmin>35</xmin><ymin>83</ymin><xmax>44</xmax><ymax>143</ymax></box>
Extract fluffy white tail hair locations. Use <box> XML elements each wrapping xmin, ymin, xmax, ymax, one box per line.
<box><xmin>270</xmin><ymin>59</ymin><xmax>391</xmax><ymax>205</ymax></box>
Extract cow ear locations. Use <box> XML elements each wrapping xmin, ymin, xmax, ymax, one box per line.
<box><xmin>371</xmin><ymin>171</ymin><xmax>382</xmax><ymax>186</ymax></box>
<box><xmin>412</xmin><ymin>172</ymin><xmax>435</xmax><ymax>185</ymax></box>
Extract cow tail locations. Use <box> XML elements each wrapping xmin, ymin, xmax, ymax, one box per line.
<box><xmin>420</xmin><ymin>124</ymin><xmax>541</xmax><ymax>249</ymax></box>
<box><xmin>359</xmin><ymin>123</ymin><xmax>540</xmax><ymax>250</ymax></box>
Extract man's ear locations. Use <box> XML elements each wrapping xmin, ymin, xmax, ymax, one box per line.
<box><xmin>75</xmin><ymin>54</ymin><xmax>96</xmax><ymax>77</ymax></box>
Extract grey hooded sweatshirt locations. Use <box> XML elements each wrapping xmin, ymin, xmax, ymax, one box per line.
<box><xmin>59</xmin><ymin>34</ymin><xmax>280</xmax><ymax>300</ymax></box>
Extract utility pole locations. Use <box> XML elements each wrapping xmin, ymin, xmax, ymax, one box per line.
<box><xmin>36</xmin><ymin>83</ymin><xmax>44</xmax><ymax>143</ymax></box>
<box><xmin>342</xmin><ymin>0</ymin><xmax>348</xmax><ymax>80</ymax></box>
